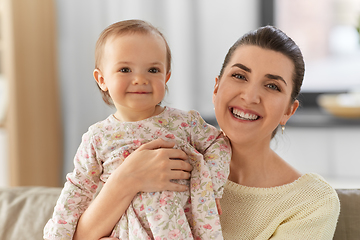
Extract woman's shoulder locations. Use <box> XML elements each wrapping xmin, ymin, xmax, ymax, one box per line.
<box><xmin>223</xmin><ymin>173</ymin><xmax>340</xmax><ymax>221</ymax></box>
<box><xmin>294</xmin><ymin>173</ymin><xmax>340</xmax><ymax>207</ymax></box>
<box><xmin>225</xmin><ymin>173</ymin><xmax>339</xmax><ymax>201</ymax></box>
<box><xmin>294</xmin><ymin>173</ymin><xmax>339</xmax><ymax>199</ymax></box>
<box><xmin>298</xmin><ymin>173</ymin><xmax>337</xmax><ymax>193</ymax></box>
<box><xmin>221</xmin><ymin>173</ymin><xmax>340</xmax><ymax>240</ymax></box>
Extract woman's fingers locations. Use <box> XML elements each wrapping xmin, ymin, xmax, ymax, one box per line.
<box><xmin>215</xmin><ymin>198</ymin><xmax>223</xmax><ymax>215</ymax></box>
<box><xmin>153</xmin><ymin>169</ymin><xmax>190</xmax><ymax>192</ymax></box>
<box><xmin>138</xmin><ymin>138</ymin><xmax>176</xmax><ymax>150</ymax></box>
<box><xmin>147</xmin><ymin>158</ymin><xmax>192</xmax><ymax>192</ymax></box>
<box><xmin>137</xmin><ymin>138</ymin><xmax>192</xmax><ymax>171</ymax></box>
<box><xmin>113</xmin><ymin>138</ymin><xmax>192</xmax><ymax>193</ymax></box>
<box><xmin>168</xmin><ymin>157</ymin><xmax>192</xmax><ymax>172</ymax></box>
<box><xmin>168</xmin><ymin>168</ymin><xmax>191</xmax><ymax>180</ymax></box>
<box><xmin>155</xmin><ymin>147</ymin><xmax>188</xmax><ymax>162</ymax></box>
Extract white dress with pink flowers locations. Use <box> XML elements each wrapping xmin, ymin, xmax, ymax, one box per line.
<box><xmin>44</xmin><ymin>107</ymin><xmax>231</xmax><ymax>240</ymax></box>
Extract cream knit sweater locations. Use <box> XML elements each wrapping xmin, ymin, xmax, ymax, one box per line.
<box><xmin>219</xmin><ymin>173</ymin><xmax>340</xmax><ymax>240</ymax></box>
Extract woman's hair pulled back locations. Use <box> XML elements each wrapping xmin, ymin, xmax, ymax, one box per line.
<box><xmin>219</xmin><ymin>25</ymin><xmax>304</xmax><ymax>102</ymax></box>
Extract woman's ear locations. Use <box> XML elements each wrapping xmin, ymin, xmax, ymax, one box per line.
<box><xmin>280</xmin><ymin>100</ymin><xmax>299</xmax><ymax>125</ymax></box>
<box><xmin>212</xmin><ymin>76</ymin><xmax>220</xmax><ymax>104</ymax></box>
<box><xmin>94</xmin><ymin>68</ymin><xmax>107</xmax><ymax>91</ymax></box>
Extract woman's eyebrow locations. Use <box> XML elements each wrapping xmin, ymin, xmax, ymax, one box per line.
<box><xmin>232</xmin><ymin>63</ymin><xmax>251</xmax><ymax>73</ymax></box>
<box><xmin>232</xmin><ymin>63</ymin><xmax>288</xmax><ymax>86</ymax></box>
<box><xmin>265</xmin><ymin>74</ymin><xmax>287</xmax><ymax>86</ymax></box>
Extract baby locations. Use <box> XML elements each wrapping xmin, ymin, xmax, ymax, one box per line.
<box><xmin>44</xmin><ymin>19</ymin><xmax>230</xmax><ymax>240</ymax></box>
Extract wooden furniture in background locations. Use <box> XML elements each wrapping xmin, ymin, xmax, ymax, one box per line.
<box><xmin>1</xmin><ymin>0</ymin><xmax>62</xmax><ymax>186</ymax></box>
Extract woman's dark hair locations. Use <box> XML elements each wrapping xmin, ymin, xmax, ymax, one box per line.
<box><xmin>219</xmin><ymin>25</ymin><xmax>305</xmax><ymax>102</ymax></box>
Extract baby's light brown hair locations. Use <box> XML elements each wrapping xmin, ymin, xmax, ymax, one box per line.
<box><xmin>94</xmin><ymin>19</ymin><xmax>172</xmax><ymax>106</ymax></box>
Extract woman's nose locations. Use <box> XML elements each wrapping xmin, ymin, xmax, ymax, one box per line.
<box><xmin>240</xmin><ymin>84</ymin><xmax>261</xmax><ymax>104</ymax></box>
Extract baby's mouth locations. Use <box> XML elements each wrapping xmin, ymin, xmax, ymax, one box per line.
<box><xmin>128</xmin><ymin>91</ymin><xmax>150</xmax><ymax>94</ymax></box>
<box><xmin>231</xmin><ymin>108</ymin><xmax>260</xmax><ymax>121</ymax></box>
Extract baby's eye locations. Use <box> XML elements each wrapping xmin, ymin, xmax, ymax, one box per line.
<box><xmin>120</xmin><ymin>68</ymin><xmax>131</xmax><ymax>73</ymax></box>
<box><xmin>232</xmin><ymin>73</ymin><xmax>246</xmax><ymax>80</ymax></box>
<box><xmin>149</xmin><ymin>68</ymin><xmax>160</xmax><ymax>73</ymax></box>
<box><xmin>266</xmin><ymin>83</ymin><xmax>280</xmax><ymax>91</ymax></box>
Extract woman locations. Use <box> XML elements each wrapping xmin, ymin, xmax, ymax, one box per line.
<box><xmin>213</xmin><ymin>26</ymin><xmax>339</xmax><ymax>239</ymax></box>
<box><xmin>71</xmin><ymin>26</ymin><xmax>339</xmax><ymax>240</ymax></box>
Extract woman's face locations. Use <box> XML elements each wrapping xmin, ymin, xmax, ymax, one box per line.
<box><xmin>213</xmin><ymin>45</ymin><xmax>299</xmax><ymax>146</ymax></box>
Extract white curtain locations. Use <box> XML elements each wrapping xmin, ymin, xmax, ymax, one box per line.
<box><xmin>56</xmin><ymin>0</ymin><xmax>259</xmax><ymax>179</ymax></box>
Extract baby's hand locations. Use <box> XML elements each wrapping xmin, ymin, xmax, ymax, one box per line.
<box><xmin>215</xmin><ymin>198</ymin><xmax>222</xmax><ymax>215</ymax></box>
<box><xmin>99</xmin><ymin>238</ymin><xmax>118</xmax><ymax>240</ymax></box>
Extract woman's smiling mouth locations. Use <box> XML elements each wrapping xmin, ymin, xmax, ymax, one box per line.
<box><xmin>231</xmin><ymin>107</ymin><xmax>260</xmax><ymax>121</ymax></box>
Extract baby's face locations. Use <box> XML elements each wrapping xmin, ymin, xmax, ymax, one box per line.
<box><xmin>98</xmin><ymin>32</ymin><xmax>170</xmax><ymax>121</ymax></box>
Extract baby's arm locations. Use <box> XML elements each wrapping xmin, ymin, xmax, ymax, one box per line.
<box><xmin>44</xmin><ymin>131</ymin><xmax>103</xmax><ymax>239</ymax></box>
<box><xmin>188</xmin><ymin>110</ymin><xmax>231</xmax><ymax>199</ymax></box>
<box><xmin>203</xmin><ymin>131</ymin><xmax>230</xmax><ymax>215</ymax></box>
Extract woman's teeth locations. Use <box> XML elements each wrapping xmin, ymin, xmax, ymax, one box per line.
<box><xmin>232</xmin><ymin>108</ymin><xmax>259</xmax><ymax>120</ymax></box>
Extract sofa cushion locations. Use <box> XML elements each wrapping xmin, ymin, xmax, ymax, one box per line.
<box><xmin>0</xmin><ymin>186</ymin><xmax>61</xmax><ymax>240</ymax></box>
<box><xmin>333</xmin><ymin>189</ymin><xmax>360</xmax><ymax>240</ymax></box>
<box><xmin>0</xmin><ymin>187</ymin><xmax>359</xmax><ymax>239</ymax></box>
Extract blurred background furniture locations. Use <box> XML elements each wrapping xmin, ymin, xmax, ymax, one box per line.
<box><xmin>0</xmin><ymin>187</ymin><xmax>358</xmax><ymax>240</ymax></box>
<box><xmin>333</xmin><ymin>189</ymin><xmax>360</xmax><ymax>240</ymax></box>
<box><xmin>0</xmin><ymin>0</ymin><xmax>62</xmax><ymax>187</ymax></box>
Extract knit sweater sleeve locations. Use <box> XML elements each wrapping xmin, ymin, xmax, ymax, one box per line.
<box><xmin>270</xmin><ymin>191</ymin><xmax>340</xmax><ymax>240</ymax></box>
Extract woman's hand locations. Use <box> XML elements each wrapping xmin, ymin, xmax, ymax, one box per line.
<box><xmin>111</xmin><ymin>138</ymin><xmax>192</xmax><ymax>193</ymax></box>
<box><xmin>216</xmin><ymin>198</ymin><xmax>223</xmax><ymax>215</ymax></box>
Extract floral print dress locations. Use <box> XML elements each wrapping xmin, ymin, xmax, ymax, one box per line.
<box><xmin>44</xmin><ymin>107</ymin><xmax>231</xmax><ymax>240</ymax></box>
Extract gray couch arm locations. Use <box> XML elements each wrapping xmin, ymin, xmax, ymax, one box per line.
<box><xmin>333</xmin><ymin>189</ymin><xmax>360</xmax><ymax>240</ymax></box>
<box><xmin>0</xmin><ymin>186</ymin><xmax>61</xmax><ymax>240</ymax></box>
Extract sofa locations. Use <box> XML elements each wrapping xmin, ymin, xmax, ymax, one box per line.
<box><xmin>0</xmin><ymin>187</ymin><xmax>359</xmax><ymax>240</ymax></box>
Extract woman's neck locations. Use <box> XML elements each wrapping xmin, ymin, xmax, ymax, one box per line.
<box><xmin>229</xmin><ymin>141</ymin><xmax>272</xmax><ymax>186</ymax></box>
<box><xmin>228</xmin><ymin>140</ymin><xmax>301</xmax><ymax>188</ymax></box>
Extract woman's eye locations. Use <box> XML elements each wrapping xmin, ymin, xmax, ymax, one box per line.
<box><xmin>120</xmin><ymin>68</ymin><xmax>130</xmax><ymax>73</ymax></box>
<box><xmin>232</xmin><ymin>73</ymin><xmax>246</xmax><ymax>80</ymax></box>
<box><xmin>149</xmin><ymin>68</ymin><xmax>159</xmax><ymax>73</ymax></box>
<box><xmin>266</xmin><ymin>83</ymin><xmax>280</xmax><ymax>91</ymax></box>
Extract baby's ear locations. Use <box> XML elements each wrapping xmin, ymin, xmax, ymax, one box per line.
<box><xmin>94</xmin><ymin>69</ymin><xmax>107</xmax><ymax>91</ymax></box>
<box><xmin>212</xmin><ymin>76</ymin><xmax>220</xmax><ymax>104</ymax></box>
<box><xmin>165</xmin><ymin>71</ymin><xmax>171</xmax><ymax>83</ymax></box>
